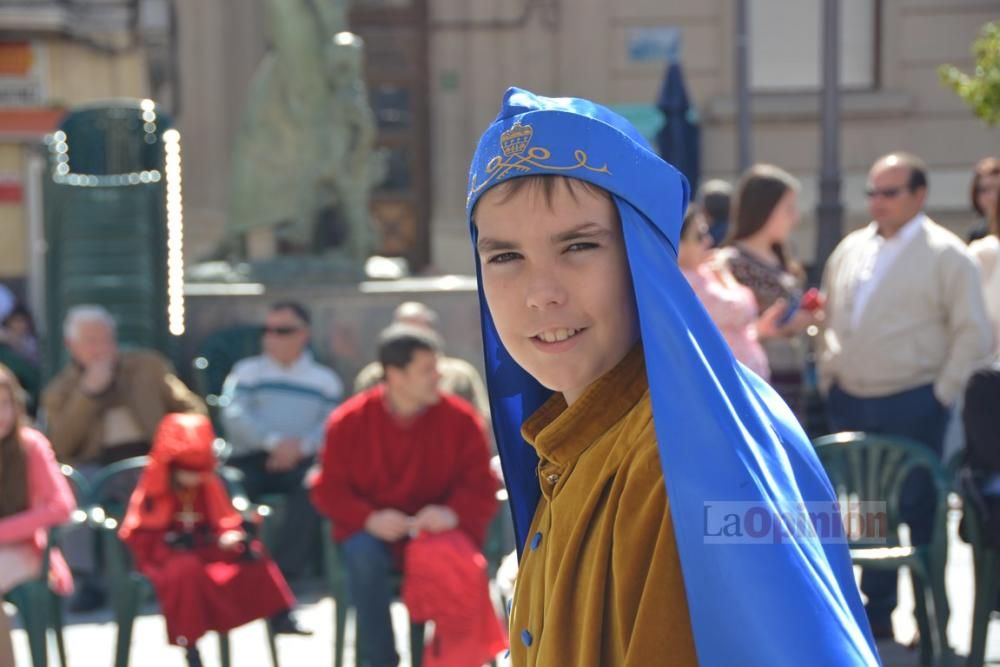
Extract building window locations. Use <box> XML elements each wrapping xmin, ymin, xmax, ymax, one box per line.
<box><xmin>750</xmin><ymin>0</ymin><xmax>877</xmax><ymax>91</ymax></box>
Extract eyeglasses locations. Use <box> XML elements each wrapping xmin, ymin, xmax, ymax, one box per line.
<box><xmin>261</xmin><ymin>325</ymin><xmax>302</xmax><ymax>336</ymax></box>
<box><xmin>865</xmin><ymin>186</ymin><xmax>909</xmax><ymax>200</ymax></box>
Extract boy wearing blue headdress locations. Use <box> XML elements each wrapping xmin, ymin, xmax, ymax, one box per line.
<box><xmin>467</xmin><ymin>89</ymin><xmax>881</xmax><ymax>667</ymax></box>
<box><xmin>475</xmin><ymin>175</ymin><xmax>697</xmax><ymax>665</ymax></box>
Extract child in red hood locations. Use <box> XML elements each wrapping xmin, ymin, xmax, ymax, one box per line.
<box><xmin>119</xmin><ymin>413</ymin><xmax>305</xmax><ymax>667</ymax></box>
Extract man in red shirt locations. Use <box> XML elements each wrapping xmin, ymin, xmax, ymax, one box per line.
<box><xmin>310</xmin><ymin>325</ymin><xmax>498</xmax><ymax>667</ymax></box>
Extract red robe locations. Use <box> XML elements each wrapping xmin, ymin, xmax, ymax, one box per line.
<box><xmin>122</xmin><ymin>485</ymin><xmax>294</xmax><ymax>645</ymax></box>
<box><xmin>310</xmin><ymin>386</ymin><xmax>498</xmax><ymax>552</ymax></box>
<box><xmin>402</xmin><ymin>531</ymin><xmax>508</xmax><ymax>667</ymax></box>
<box><xmin>119</xmin><ymin>413</ymin><xmax>294</xmax><ymax>646</ymax></box>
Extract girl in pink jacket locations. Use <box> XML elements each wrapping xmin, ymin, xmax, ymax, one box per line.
<box><xmin>0</xmin><ymin>364</ymin><xmax>76</xmax><ymax>667</ymax></box>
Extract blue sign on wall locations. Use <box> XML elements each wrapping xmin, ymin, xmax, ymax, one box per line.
<box><xmin>628</xmin><ymin>26</ymin><xmax>681</xmax><ymax>62</ymax></box>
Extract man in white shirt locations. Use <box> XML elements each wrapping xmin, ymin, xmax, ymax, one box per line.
<box><xmin>820</xmin><ymin>152</ymin><xmax>992</xmax><ymax>643</ymax></box>
<box><xmin>221</xmin><ymin>301</ymin><xmax>344</xmax><ymax>583</ymax></box>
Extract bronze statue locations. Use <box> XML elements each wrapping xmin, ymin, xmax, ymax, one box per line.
<box><xmin>226</xmin><ymin>0</ymin><xmax>382</xmax><ymax>265</ymax></box>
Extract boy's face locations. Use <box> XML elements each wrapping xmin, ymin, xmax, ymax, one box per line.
<box><xmin>475</xmin><ymin>179</ymin><xmax>639</xmax><ymax>405</ymax></box>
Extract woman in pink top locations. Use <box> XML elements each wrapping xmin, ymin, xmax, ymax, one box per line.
<box><xmin>0</xmin><ymin>364</ymin><xmax>75</xmax><ymax>667</ymax></box>
<box><xmin>679</xmin><ymin>206</ymin><xmax>785</xmax><ymax>380</ymax></box>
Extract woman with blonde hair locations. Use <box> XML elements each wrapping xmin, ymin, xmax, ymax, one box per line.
<box><xmin>0</xmin><ymin>364</ymin><xmax>75</xmax><ymax>667</ymax></box>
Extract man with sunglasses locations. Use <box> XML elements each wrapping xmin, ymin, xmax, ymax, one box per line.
<box><xmin>819</xmin><ymin>152</ymin><xmax>992</xmax><ymax>645</ymax></box>
<box><xmin>221</xmin><ymin>301</ymin><xmax>343</xmax><ymax>593</ymax></box>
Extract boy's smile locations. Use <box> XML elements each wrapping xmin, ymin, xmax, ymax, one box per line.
<box><xmin>474</xmin><ymin>176</ymin><xmax>639</xmax><ymax>405</ymax></box>
<box><xmin>533</xmin><ymin>326</ymin><xmax>584</xmax><ymax>344</ymax></box>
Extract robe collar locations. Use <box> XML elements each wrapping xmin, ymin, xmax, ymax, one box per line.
<box><xmin>521</xmin><ymin>343</ymin><xmax>646</xmax><ymax>468</ymax></box>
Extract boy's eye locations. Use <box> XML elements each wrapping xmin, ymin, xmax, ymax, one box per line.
<box><xmin>486</xmin><ymin>251</ymin><xmax>522</xmax><ymax>265</ymax></box>
<box><xmin>565</xmin><ymin>242</ymin><xmax>599</xmax><ymax>253</ymax></box>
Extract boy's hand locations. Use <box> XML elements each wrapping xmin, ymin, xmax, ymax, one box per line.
<box><xmin>364</xmin><ymin>509</ymin><xmax>413</xmax><ymax>542</ymax></box>
<box><xmin>218</xmin><ymin>529</ymin><xmax>244</xmax><ymax>551</ymax></box>
<box><xmin>412</xmin><ymin>505</ymin><xmax>459</xmax><ymax>534</ymax></box>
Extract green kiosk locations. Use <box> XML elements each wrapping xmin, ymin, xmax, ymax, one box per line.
<box><xmin>42</xmin><ymin>100</ymin><xmax>185</xmax><ymax>379</ymax></box>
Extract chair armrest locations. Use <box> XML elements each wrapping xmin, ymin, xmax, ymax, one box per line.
<box><xmin>91</xmin><ymin>515</ymin><xmax>137</xmax><ymax>577</ymax></box>
<box><xmin>232</xmin><ymin>497</ymin><xmax>272</xmax><ymax>538</ymax></box>
<box><xmin>37</xmin><ymin>506</ymin><xmax>94</xmax><ymax>580</ymax></box>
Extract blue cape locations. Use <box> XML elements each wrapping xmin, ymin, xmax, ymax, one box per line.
<box><xmin>466</xmin><ymin>88</ymin><xmax>880</xmax><ymax>667</ymax></box>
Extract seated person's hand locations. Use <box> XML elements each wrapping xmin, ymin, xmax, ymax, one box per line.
<box><xmin>218</xmin><ymin>529</ymin><xmax>244</xmax><ymax>552</ymax></box>
<box><xmin>412</xmin><ymin>505</ymin><xmax>459</xmax><ymax>535</ymax></box>
<box><xmin>756</xmin><ymin>299</ymin><xmax>787</xmax><ymax>339</ymax></box>
<box><xmin>266</xmin><ymin>437</ymin><xmax>304</xmax><ymax>473</ymax></box>
<box><xmin>81</xmin><ymin>358</ymin><xmax>115</xmax><ymax>394</ymax></box>
<box><xmin>165</xmin><ymin>530</ymin><xmax>195</xmax><ymax>550</ymax></box>
<box><xmin>364</xmin><ymin>508</ymin><xmax>413</xmax><ymax>542</ymax></box>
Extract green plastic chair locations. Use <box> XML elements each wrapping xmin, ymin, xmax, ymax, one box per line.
<box><xmin>482</xmin><ymin>490</ymin><xmax>515</xmax><ymax>580</ymax></box>
<box><xmin>5</xmin><ymin>465</ymin><xmax>89</xmax><ymax>667</ymax></box>
<box><xmin>89</xmin><ymin>456</ymin><xmax>279</xmax><ymax>667</ymax></box>
<box><xmin>214</xmin><ymin>469</ymin><xmax>286</xmax><ymax>567</ymax></box>
<box><xmin>321</xmin><ymin>522</ymin><xmax>425</xmax><ymax>667</ymax></box>
<box><xmin>322</xmin><ymin>490</ymin><xmax>512</xmax><ymax>667</ymax></box>
<box><xmin>189</xmin><ymin>325</ymin><xmax>264</xmax><ymax>436</ymax></box>
<box><xmin>189</xmin><ymin>324</ymin><xmax>321</xmax><ymax>437</ymax></box>
<box><xmin>951</xmin><ymin>463</ymin><xmax>998</xmax><ymax>667</ymax></box>
<box><xmin>813</xmin><ymin>432</ymin><xmax>953</xmax><ymax>666</ymax></box>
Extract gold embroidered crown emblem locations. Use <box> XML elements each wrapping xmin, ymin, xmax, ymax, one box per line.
<box><xmin>500</xmin><ymin>121</ymin><xmax>533</xmax><ymax>157</ymax></box>
<box><xmin>466</xmin><ymin>121</ymin><xmax>612</xmax><ymax>206</ymax></box>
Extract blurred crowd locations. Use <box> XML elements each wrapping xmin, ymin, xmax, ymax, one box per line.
<box><xmin>0</xmin><ymin>298</ymin><xmax>504</xmax><ymax>667</ymax></box>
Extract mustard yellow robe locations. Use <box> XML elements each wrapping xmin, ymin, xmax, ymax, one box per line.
<box><xmin>509</xmin><ymin>345</ymin><xmax>699</xmax><ymax>666</ymax></box>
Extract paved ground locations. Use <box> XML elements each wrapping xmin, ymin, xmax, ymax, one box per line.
<box><xmin>9</xmin><ymin>509</ymin><xmax>1000</xmax><ymax>666</ymax></box>
<box><xmin>10</xmin><ymin>588</ymin><xmax>421</xmax><ymax>667</ymax></box>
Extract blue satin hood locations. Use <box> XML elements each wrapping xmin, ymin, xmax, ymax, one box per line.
<box><xmin>466</xmin><ymin>87</ymin><xmax>880</xmax><ymax>667</ymax></box>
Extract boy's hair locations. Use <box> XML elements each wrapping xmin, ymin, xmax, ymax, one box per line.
<box><xmin>377</xmin><ymin>324</ymin><xmax>441</xmax><ymax>371</ymax></box>
<box><xmin>472</xmin><ymin>174</ymin><xmax>617</xmax><ymax>221</ymax></box>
